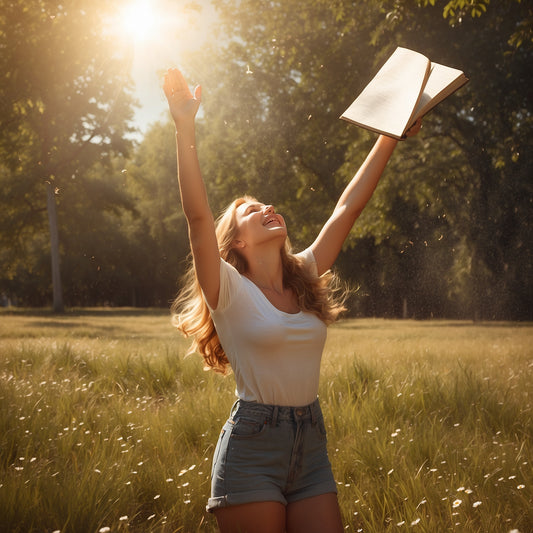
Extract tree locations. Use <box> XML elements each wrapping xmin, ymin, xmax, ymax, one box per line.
<box><xmin>0</xmin><ymin>0</ymin><xmax>136</xmax><ymax>311</ymax></box>
<box><xmin>415</xmin><ymin>0</ymin><xmax>532</xmax><ymax>50</ymax></box>
<box><xmin>377</xmin><ymin>0</ymin><xmax>533</xmax><ymax>318</ymax></box>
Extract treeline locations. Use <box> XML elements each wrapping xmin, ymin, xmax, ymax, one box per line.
<box><xmin>1</xmin><ymin>0</ymin><xmax>531</xmax><ymax>319</ymax></box>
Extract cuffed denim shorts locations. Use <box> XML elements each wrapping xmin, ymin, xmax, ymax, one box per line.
<box><xmin>206</xmin><ymin>397</ymin><xmax>337</xmax><ymax>512</ymax></box>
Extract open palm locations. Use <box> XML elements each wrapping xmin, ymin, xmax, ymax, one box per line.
<box><xmin>163</xmin><ymin>68</ymin><xmax>201</xmax><ymax>127</ymax></box>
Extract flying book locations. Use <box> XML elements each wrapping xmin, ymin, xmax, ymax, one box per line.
<box><xmin>340</xmin><ymin>47</ymin><xmax>469</xmax><ymax>139</ymax></box>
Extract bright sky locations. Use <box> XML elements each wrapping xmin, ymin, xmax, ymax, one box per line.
<box><xmin>110</xmin><ymin>0</ymin><xmax>217</xmax><ymax>138</ymax></box>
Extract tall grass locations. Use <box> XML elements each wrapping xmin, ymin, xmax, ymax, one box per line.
<box><xmin>0</xmin><ymin>310</ymin><xmax>531</xmax><ymax>532</ymax></box>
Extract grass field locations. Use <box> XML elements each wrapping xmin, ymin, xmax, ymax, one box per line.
<box><xmin>0</xmin><ymin>309</ymin><xmax>531</xmax><ymax>532</ymax></box>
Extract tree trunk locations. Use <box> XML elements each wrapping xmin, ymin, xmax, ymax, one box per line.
<box><xmin>46</xmin><ymin>180</ymin><xmax>64</xmax><ymax>313</ymax></box>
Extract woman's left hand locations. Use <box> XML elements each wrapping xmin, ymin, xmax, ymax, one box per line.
<box><xmin>163</xmin><ymin>68</ymin><xmax>201</xmax><ymax>130</ymax></box>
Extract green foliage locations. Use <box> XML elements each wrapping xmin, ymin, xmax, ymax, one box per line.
<box><xmin>0</xmin><ymin>0</ymin><xmax>136</xmax><ymax>201</ymax></box>
<box><xmin>409</xmin><ymin>0</ymin><xmax>532</xmax><ymax>48</ymax></box>
<box><xmin>0</xmin><ymin>0</ymin><xmax>137</xmax><ymax>309</ymax></box>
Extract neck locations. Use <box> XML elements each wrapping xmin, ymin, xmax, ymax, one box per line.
<box><xmin>244</xmin><ymin>247</ymin><xmax>285</xmax><ymax>293</ymax></box>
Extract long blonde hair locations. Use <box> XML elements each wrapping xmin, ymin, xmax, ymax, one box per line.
<box><xmin>171</xmin><ymin>196</ymin><xmax>347</xmax><ymax>374</ymax></box>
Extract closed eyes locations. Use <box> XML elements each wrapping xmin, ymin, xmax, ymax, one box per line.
<box><xmin>244</xmin><ymin>204</ymin><xmax>264</xmax><ymax>216</ymax></box>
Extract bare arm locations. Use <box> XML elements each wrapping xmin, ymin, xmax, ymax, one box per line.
<box><xmin>163</xmin><ymin>69</ymin><xmax>220</xmax><ymax>308</ymax></box>
<box><xmin>310</xmin><ymin>121</ymin><xmax>421</xmax><ymax>276</ymax></box>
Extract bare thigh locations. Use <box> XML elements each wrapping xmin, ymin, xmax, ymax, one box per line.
<box><xmin>286</xmin><ymin>493</ymin><xmax>343</xmax><ymax>533</ymax></box>
<box><xmin>214</xmin><ymin>501</ymin><xmax>286</xmax><ymax>533</ymax></box>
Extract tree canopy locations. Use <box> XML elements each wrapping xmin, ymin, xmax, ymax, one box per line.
<box><xmin>0</xmin><ymin>0</ymin><xmax>136</xmax><ymax>310</ymax></box>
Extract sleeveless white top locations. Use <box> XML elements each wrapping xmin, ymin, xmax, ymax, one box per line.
<box><xmin>206</xmin><ymin>248</ymin><xmax>327</xmax><ymax>406</ymax></box>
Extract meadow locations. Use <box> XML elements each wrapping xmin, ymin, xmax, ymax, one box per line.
<box><xmin>0</xmin><ymin>309</ymin><xmax>531</xmax><ymax>533</ymax></box>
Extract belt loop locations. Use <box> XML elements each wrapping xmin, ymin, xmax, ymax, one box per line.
<box><xmin>271</xmin><ymin>405</ymin><xmax>279</xmax><ymax>427</ymax></box>
<box><xmin>310</xmin><ymin>400</ymin><xmax>317</xmax><ymax>425</ymax></box>
<box><xmin>230</xmin><ymin>399</ymin><xmax>240</xmax><ymax>419</ymax></box>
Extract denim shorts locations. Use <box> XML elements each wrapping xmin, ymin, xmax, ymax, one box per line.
<box><xmin>206</xmin><ymin>397</ymin><xmax>337</xmax><ymax>512</ymax></box>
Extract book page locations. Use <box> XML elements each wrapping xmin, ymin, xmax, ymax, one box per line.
<box><xmin>413</xmin><ymin>62</ymin><xmax>468</xmax><ymax>120</ymax></box>
<box><xmin>341</xmin><ymin>47</ymin><xmax>430</xmax><ymax>139</ymax></box>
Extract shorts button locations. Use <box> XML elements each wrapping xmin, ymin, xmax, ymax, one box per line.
<box><xmin>295</xmin><ymin>408</ymin><xmax>305</xmax><ymax>416</ymax></box>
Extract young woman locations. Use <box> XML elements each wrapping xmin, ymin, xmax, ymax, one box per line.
<box><xmin>163</xmin><ymin>68</ymin><xmax>421</xmax><ymax>533</ymax></box>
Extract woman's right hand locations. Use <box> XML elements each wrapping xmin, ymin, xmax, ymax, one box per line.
<box><xmin>163</xmin><ymin>68</ymin><xmax>201</xmax><ymax>129</ymax></box>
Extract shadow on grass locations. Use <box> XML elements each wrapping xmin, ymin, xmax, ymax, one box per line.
<box><xmin>334</xmin><ymin>318</ymin><xmax>533</xmax><ymax>329</ymax></box>
<box><xmin>0</xmin><ymin>307</ymin><xmax>170</xmax><ymax>318</ymax></box>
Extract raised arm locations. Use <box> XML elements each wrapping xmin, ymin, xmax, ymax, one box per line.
<box><xmin>309</xmin><ymin>122</ymin><xmax>421</xmax><ymax>276</ymax></box>
<box><xmin>163</xmin><ymin>69</ymin><xmax>220</xmax><ymax>308</ymax></box>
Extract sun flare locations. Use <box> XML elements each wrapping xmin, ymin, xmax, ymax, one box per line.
<box><xmin>118</xmin><ymin>0</ymin><xmax>159</xmax><ymax>42</ymax></box>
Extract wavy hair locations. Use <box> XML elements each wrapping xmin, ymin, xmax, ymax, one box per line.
<box><xmin>171</xmin><ymin>196</ymin><xmax>347</xmax><ymax>374</ymax></box>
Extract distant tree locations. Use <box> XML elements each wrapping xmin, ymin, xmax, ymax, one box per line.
<box><xmin>0</xmin><ymin>0</ymin><xmax>136</xmax><ymax>311</ymax></box>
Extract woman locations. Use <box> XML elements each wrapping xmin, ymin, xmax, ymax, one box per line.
<box><xmin>163</xmin><ymin>68</ymin><xmax>420</xmax><ymax>533</ymax></box>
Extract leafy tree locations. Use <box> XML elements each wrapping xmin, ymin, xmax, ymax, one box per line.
<box><xmin>0</xmin><ymin>0</ymin><xmax>136</xmax><ymax>311</ymax></box>
<box><xmin>377</xmin><ymin>0</ymin><xmax>533</xmax><ymax>318</ymax></box>
<box><xmin>413</xmin><ymin>0</ymin><xmax>532</xmax><ymax>49</ymax></box>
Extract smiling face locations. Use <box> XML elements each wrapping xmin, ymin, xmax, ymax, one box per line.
<box><xmin>233</xmin><ymin>200</ymin><xmax>287</xmax><ymax>249</ymax></box>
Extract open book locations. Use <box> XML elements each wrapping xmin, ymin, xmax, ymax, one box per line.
<box><xmin>340</xmin><ymin>47</ymin><xmax>469</xmax><ymax>139</ymax></box>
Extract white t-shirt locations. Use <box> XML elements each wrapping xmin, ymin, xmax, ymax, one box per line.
<box><xmin>207</xmin><ymin>248</ymin><xmax>327</xmax><ymax>406</ymax></box>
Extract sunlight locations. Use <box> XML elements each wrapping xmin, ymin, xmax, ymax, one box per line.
<box><xmin>117</xmin><ymin>0</ymin><xmax>160</xmax><ymax>42</ymax></box>
<box><xmin>107</xmin><ymin>1</ymin><xmax>215</xmax><ymax>60</ymax></box>
<box><xmin>103</xmin><ymin>0</ymin><xmax>218</xmax><ymax>137</ymax></box>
